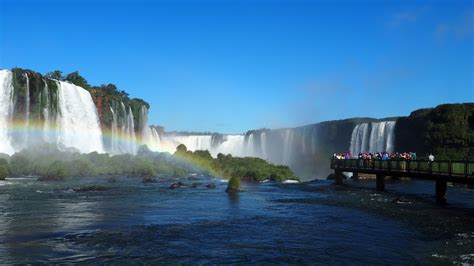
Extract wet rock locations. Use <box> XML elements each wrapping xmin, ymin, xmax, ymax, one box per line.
<box><xmin>326</xmin><ymin>173</ymin><xmax>348</xmax><ymax>180</ymax></box>
<box><xmin>225</xmin><ymin>187</ymin><xmax>239</xmax><ymax>193</ymax></box>
<box><xmin>72</xmin><ymin>186</ymin><xmax>110</xmax><ymax>192</ymax></box>
<box><xmin>191</xmin><ymin>182</ymin><xmax>199</xmax><ymax>188</ymax></box>
<box><xmin>169</xmin><ymin>181</ymin><xmax>185</xmax><ymax>189</ymax></box>
<box><xmin>107</xmin><ymin>177</ymin><xmax>117</xmax><ymax>183</ymax></box>
<box><xmin>142</xmin><ymin>177</ymin><xmax>157</xmax><ymax>183</ymax></box>
<box><xmin>37</xmin><ymin>176</ymin><xmax>64</xmax><ymax>182</ymax></box>
<box><xmin>206</xmin><ymin>183</ymin><xmax>216</xmax><ymax>189</ymax></box>
<box><xmin>393</xmin><ymin>197</ymin><xmax>411</xmax><ymax>204</ymax></box>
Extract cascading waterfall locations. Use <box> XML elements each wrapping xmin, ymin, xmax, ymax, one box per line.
<box><xmin>109</xmin><ymin>106</ymin><xmax>118</xmax><ymax>153</ymax></box>
<box><xmin>350</xmin><ymin>121</ymin><xmax>396</xmax><ymax>155</ymax></box>
<box><xmin>42</xmin><ymin>79</ymin><xmax>49</xmax><ymax>136</ymax></box>
<box><xmin>126</xmin><ymin>107</ymin><xmax>137</xmax><ymax>154</ymax></box>
<box><xmin>0</xmin><ymin>70</ymin><xmax>15</xmax><ymax>155</ymax></box>
<box><xmin>260</xmin><ymin>132</ymin><xmax>267</xmax><ymax>159</ymax></box>
<box><xmin>57</xmin><ymin>81</ymin><xmax>104</xmax><ymax>153</ymax></box>
<box><xmin>0</xmin><ymin>70</ymin><xmax>106</xmax><ymax>155</ymax></box>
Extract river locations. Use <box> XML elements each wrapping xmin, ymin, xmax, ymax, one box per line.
<box><xmin>0</xmin><ymin>176</ymin><xmax>473</xmax><ymax>264</ymax></box>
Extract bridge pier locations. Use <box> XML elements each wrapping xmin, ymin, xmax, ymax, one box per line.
<box><xmin>435</xmin><ymin>179</ymin><xmax>447</xmax><ymax>204</ymax></box>
<box><xmin>376</xmin><ymin>174</ymin><xmax>385</xmax><ymax>191</ymax></box>
<box><xmin>335</xmin><ymin>170</ymin><xmax>343</xmax><ymax>185</ymax></box>
<box><xmin>352</xmin><ymin>171</ymin><xmax>359</xmax><ymax>180</ymax></box>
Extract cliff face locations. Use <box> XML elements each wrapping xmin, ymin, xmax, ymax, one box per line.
<box><xmin>395</xmin><ymin>103</ymin><xmax>474</xmax><ymax>160</ymax></box>
<box><xmin>10</xmin><ymin>68</ymin><xmax>60</xmax><ymax>123</ymax></box>
<box><xmin>9</xmin><ymin>68</ymin><xmax>150</xmax><ymax>134</ymax></box>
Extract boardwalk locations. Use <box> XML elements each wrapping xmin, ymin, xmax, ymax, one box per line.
<box><xmin>330</xmin><ymin>159</ymin><xmax>474</xmax><ymax>203</ymax></box>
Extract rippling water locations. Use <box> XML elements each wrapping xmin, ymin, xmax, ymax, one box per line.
<box><xmin>0</xmin><ymin>176</ymin><xmax>473</xmax><ymax>264</ymax></box>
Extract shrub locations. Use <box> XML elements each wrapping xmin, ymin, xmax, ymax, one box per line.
<box><xmin>226</xmin><ymin>176</ymin><xmax>241</xmax><ymax>193</ymax></box>
<box><xmin>0</xmin><ymin>165</ymin><xmax>8</xmax><ymax>180</ymax></box>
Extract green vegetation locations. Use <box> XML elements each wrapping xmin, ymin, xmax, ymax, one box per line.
<box><xmin>1</xmin><ymin>143</ymin><xmax>296</xmax><ymax>182</ymax></box>
<box><xmin>2</xmin><ymin>144</ymin><xmax>189</xmax><ymax>179</ymax></box>
<box><xmin>395</xmin><ymin>103</ymin><xmax>474</xmax><ymax>160</ymax></box>
<box><xmin>45</xmin><ymin>161</ymin><xmax>67</xmax><ymax>180</ymax></box>
<box><xmin>226</xmin><ymin>176</ymin><xmax>241</xmax><ymax>193</ymax></box>
<box><xmin>0</xmin><ymin>158</ymin><xmax>9</xmax><ymax>180</ymax></box>
<box><xmin>175</xmin><ymin>145</ymin><xmax>299</xmax><ymax>182</ymax></box>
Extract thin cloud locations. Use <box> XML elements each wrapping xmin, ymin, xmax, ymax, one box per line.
<box><xmin>389</xmin><ymin>10</ymin><xmax>418</xmax><ymax>28</ymax></box>
<box><xmin>388</xmin><ymin>6</ymin><xmax>430</xmax><ymax>29</ymax></box>
<box><xmin>435</xmin><ymin>9</ymin><xmax>474</xmax><ymax>40</ymax></box>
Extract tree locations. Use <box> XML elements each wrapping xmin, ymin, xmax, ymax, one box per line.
<box><xmin>64</xmin><ymin>71</ymin><xmax>90</xmax><ymax>89</ymax></box>
<box><xmin>10</xmin><ymin>154</ymin><xmax>30</xmax><ymax>176</ymax></box>
<box><xmin>45</xmin><ymin>161</ymin><xmax>67</xmax><ymax>179</ymax></box>
<box><xmin>176</xmin><ymin>144</ymin><xmax>188</xmax><ymax>154</ymax></box>
<box><xmin>45</xmin><ymin>70</ymin><xmax>64</xmax><ymax>80</ymax></box>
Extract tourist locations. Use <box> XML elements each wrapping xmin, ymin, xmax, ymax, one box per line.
<box><xmin>429</xmin><ymin>154</ymin><xmax>434</xmax><ymax>162</ymax></box>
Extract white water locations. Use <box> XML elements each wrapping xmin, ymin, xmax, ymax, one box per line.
<box><xmin>0</xmin><ymin>70</ymin><xmax>107</xmax><ymax>155</ymax></box>
<box><xmin>145</xmin><ymin>126</ymin><xmax>321</xmax><ymax>170</ymax></box>
<box><xmin>42</xmin><ymin>79</ymin><xmax>50</xmax><ymax>142</ymax></box>
<box><xmin>106</xmin><ymin>102</ymin><xmax>138</xmax><ymax>155</ymax></box>
<box><xmin>57</xmin><ymin>81</ymin><xmax>104</xmax><ymax>153</ymax></box>
<box><xmin>350</xmin><ymin>121</ymin><xmax>396</xmax><ymax>155</ymax></box>
<box><xmin>0</xmin><ymin>70</ymin><xmax>15</xmax><ymax>155</ymax></box>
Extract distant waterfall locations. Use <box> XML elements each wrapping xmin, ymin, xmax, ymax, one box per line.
<box><xmin>350</xmin><ymin>121</ymin><xmax>396</xmax><ymax>155</ymax></box>
<box><xmin>145</xmin><ymin>125</ymin><xmax>322</xmax><ymax>177</ymax></box>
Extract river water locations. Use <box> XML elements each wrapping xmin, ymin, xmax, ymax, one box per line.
<box><xmin>0</xmin><ymin>176</ymin><xmax>473</xmax><ymax>264</ymax></box>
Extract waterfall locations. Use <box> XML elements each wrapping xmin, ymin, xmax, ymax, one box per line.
<box><xmin>350</xmin><ymin>123</ymin><xmax>369</xmax><ymax>155</ymax></box>
<box><xmin>0</xmin><ymin>70</ymin><xmax>15</xmax><ymax>155</ymax></box>
<box><xmin>109</xmin><ymin>106</ymin><xmax>118</xmax><ymax>153</ymax></box>
<box><xmin>282</xmin><ymin>129</ymin><xmax>294</xmax><ymax>165</ymax></box>
<box><xmin>261</xmin><ymin>132</ymin><xmax>267</xmax><ymax>159</ymax></box>
<box><xmin>350</xmin><ymin>121</ymin><xmax>396</xmax><ymax>155</ymax></box>
<box><xmin>24</xmin><ymin>73</ymin><xmax>30</xmax><ymax>128</ymax></box>
<box><xmin>57</xmin><ymin>81</ymin><xmax>104</xmax><ymax>153</ymax></box>
<box><xmin>246</xmin><ymin>133</ymin><xmax>255</xmax><ymax>157</ymax></box>
<box><xmin>42</xmin><ymin>79</ymin><xmax>51</xmax><ymax>142</ymax></box>
<box><xmin>126</xmin><ymin>106</ymin><xmax>137</xmax><ymax>154</ymax></box>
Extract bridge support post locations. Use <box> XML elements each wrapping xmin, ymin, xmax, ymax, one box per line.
<box><xmin>435</xmin><ymin>179</ymin><xmax>447</xmax><ymax>204</ymax></box>
<box><xmin>335</xmin><ymin>170</ymin><xmax>343</xmax><ymax>185</ymax></box>
<box><xmin>376</xmin><ymin>174</ymin><xmax>385</xmax><ymax>191</ymax></box>
<box><xmin>352</xmin><ymin>171</ymin><xmax>359</xmax><ymax>180</ymax></box>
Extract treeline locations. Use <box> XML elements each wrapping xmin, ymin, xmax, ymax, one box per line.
<box><xmin>174</xmin><ymin>144</ymin><xmax>299</xmax><ymax>182</ymax></box>
<box><xmin>0</xmin><ymin>143</ymin><xmax>298</xmax><ymax>182</ymax></box>
<box><xmin>0</xmin><ymin>144</ymin><xmax>189</xmax><ymax>180</ymax></box>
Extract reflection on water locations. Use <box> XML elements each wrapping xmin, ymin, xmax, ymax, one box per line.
<box><xmin>0</xmin><ymin>176</ymin><xmax>472</xmax><ymax>264</ymax></box>
<box><xmin>227</xmin><ymin>192</ymin><xmax>240</xmax><ymax>207</ymax></box>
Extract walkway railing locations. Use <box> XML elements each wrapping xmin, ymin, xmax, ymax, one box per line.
<box><xmin>331</xmin><ymin>159</ymin><xmax>474</xmax><ymax>178</ymax></box>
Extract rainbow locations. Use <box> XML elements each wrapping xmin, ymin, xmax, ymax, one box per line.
<box><xmin>0</xmin><ymin>119</ymin><xmax>177</xmax><ymax>155</ymax></box>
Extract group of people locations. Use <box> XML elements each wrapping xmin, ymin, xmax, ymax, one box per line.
<box><xmin>333</xmin><ymin>152</ymin><xmax>434</xmax><ymax>161</ymax></box>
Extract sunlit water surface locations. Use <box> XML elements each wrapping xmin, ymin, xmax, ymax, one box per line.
<box><xmin>0</xmin><ymin>176</ymin><xmax>473</xmax><ymax>264</ymax></box>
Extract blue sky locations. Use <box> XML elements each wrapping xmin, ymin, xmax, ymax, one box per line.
<box><xmin>1</xmin><ymin>0</ymin><xmax>473</xmax><ymax>133</ymax></box>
